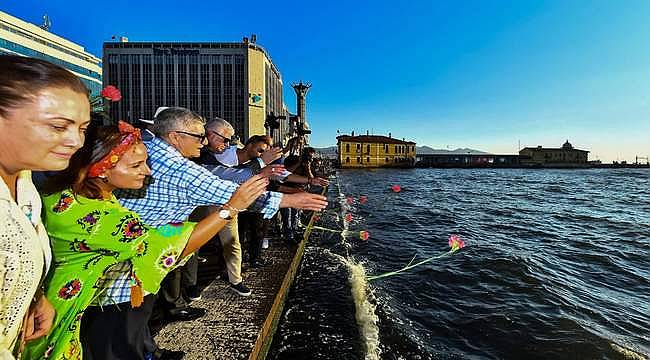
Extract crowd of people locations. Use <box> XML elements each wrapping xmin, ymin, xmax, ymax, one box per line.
<box><xmin>0</xmin><ymin>55</ymin><xmax>330</xmax><ymax>360</ymax></box>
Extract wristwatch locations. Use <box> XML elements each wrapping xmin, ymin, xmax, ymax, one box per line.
<box><xmin>218</xmin><ymin>207</ymin><xmax>233</xmax><ymax>220</ymax></box>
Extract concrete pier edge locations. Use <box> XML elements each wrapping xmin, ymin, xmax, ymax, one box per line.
<box><xmin>249</xmin><ymin>187</ymin><xmax>326</xmax><ymax>360</ymax></box>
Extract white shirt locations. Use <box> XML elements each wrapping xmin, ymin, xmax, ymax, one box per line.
<box><xmin>0</xmin><ymin>171</ymin><xmax>51</xmax><ymax>359</ymax></box>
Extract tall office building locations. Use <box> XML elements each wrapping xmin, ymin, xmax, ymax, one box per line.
<box><xmin>0</xmin><ymin>11</ymin><xmax>102</xmax><ymax>95</ymax></box>
<box><xmin>103</xmin><ymin>40</ymin><xmax>289</xmax><ymax>142</ymax></box>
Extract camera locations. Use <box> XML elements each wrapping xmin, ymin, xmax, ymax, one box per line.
<box><xmin>296</xmin><ymin>123</ymin><xmax>311</xmax><ymax>135</ymax></box>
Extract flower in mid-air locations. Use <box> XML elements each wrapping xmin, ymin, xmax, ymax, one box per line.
<box><xmin>100</xmin><ymin>85</ymin><xmax>122</xmax><ymax>101</ymax></box>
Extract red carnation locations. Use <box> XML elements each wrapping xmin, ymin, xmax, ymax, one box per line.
<box><xmin>345</xmin><ymin>213</ymin><xmax>353</xmax><ymax>222</ymax></box>
<box><xmin>101</xmin><ymin>85</ymin><xmax>122</xmax><ymax>102</ymax></box>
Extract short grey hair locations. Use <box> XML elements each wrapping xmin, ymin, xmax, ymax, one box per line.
<box><xmin>151</xmin><ymin>107</ymin><xmax>205</xmax><ymax>138</ymax></box>
<box><xmin>206</xmin><ymin>116</ymin><xmax>234</xmax><ymax>134</ymax></box>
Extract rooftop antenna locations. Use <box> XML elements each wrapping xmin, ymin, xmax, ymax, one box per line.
<box><xmin>40</xmin><ymin>14</ymin><xmax>51</xmax><ymax>31</ymax></box>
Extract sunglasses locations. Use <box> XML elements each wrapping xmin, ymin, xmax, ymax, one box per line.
<box><xmin>209</xmin><ymin>130</ymin><xmax>232</xmax><ymax>144</ymax></box>
<box><xmin>174</xmin><ymin>130</ymin><xmax>206</xmax><ymax>143</ymax></box>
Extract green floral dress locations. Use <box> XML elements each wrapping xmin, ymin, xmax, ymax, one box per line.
<box><xmin>23</xmin><ymin>190</ymin><xmax>195</xmax><ymax>360</ymax></box>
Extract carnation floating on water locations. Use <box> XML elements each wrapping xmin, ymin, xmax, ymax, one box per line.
<box><xmin>346</xmin><ymin>196</ymin><xmax>354</xmax><ymax>204</ymax></box>
<box><xmin>367</xmin><ymin>234</ymin><xmax>466</xmax><ymax>281</ymax></box>
<box><xmin>448</xmin><ymin>234</ymin><xmax>465</xmax><ymax>252</ymax></box>
<box><xmin>359</xmin><ymin>195</ymin><xmax>368</xmax><ymax>204</ymax></box>
<box><xmin>359</xmin><ymin>230</ymin><xmax>370</xmax><ymax>241</ymax></box>
<box><xmin>345</xmin><ymin>213</ymin><xmax>353</xmax><ymax>222</ymax></box>
<box><xmin>391</xmin><ymin>184</ymin><xmax>401</xmax><ymax>192</ymax></box>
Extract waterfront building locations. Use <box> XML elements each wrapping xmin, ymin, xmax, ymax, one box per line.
<box><xmin>416</xmin><ymin>154</ymin><xmax>520</xmax><ymax>168</ymax></box>
<box><xmin>0</xmin><ymin>11</ymin><xmax>102</xmax><ymax>95</ymax></box>
<box><xmin>102</xmin><ymin>39</ymin><xmax>289</xmax><ymax>143</ymax></box>
<box><xmin>337</xmin><ymin>133</ymin><xmax>416</xmax><ymax>168</ymax></box>
<box><xmin>519</xmin><ymin>140</ymin><xmax>589</xmax><ymax>167</ymax></box>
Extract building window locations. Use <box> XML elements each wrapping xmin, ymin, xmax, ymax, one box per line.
<box><xmin>345</xmin><ymin>157</ymin><xmax>350</xmax><ymax>163</ymax></box>
<box><xmin>366</xmin><ymin>144</ymin><xmax>370</xmax><ymax>153</ymax></box>
<box><xmin>357</xmin><ymin>144</ymin><xmax>361</xmax><ymax>151</ymax></box>
<box><xmin>346</xmin><ymin>144</ymin><xmax>350</xmax><ymax>152</ymax></box>
<box><xmin>366</xmin><ymin>157</ymin><xmax>370</xmax><ymax>163</ymax></box>
<box><xmin>385</xmin><ymin>157</ymin><xmax>389</xmax><ymax>162</ymax></box>
<box><xmin>394</xmin><ymin>145</ymin><xmax>398</xmax><ymax>153</ymax></box>
<box><xmin>357</xmin><ymin>157</ymin><xmax>361</xmax><ymax>163</ymax></box>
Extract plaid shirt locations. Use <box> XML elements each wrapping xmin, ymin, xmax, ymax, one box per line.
<box><xmin>92</xmin><ymin>262</ymin><xmax>133</xmax><ymax>305</ymax></box>
<box><xmin>103</xmin><ymin>136</ymin><xmax>282</xmax><ymax>304</ymax></box>
<box><xmin>117</xmin><ymin>136</ymin><xmax>282</xmax><ymax>226</ymax></box>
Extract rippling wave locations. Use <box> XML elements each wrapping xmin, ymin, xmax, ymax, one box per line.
<box><xmin>270</xmin><ymin>169</ymin><xmax>650</xmax><ymax>359</ymax></box>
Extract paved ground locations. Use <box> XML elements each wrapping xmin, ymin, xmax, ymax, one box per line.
<box><xmin>154</xmin><ymin>237</ymin><xmax>296</xmax><ymax>360</ymax></box>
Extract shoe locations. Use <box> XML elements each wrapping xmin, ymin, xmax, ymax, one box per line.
<box><xmin>230</xmin><ymin>282</ymin><xmax>252</xmax><ymax>296</ymax></box>
<box><xmin>186</xmin><ymin>286</ymin><xmax>202</xmax><ymax>301</ymax></box>
<box><xmin>167</xmin><ymin>307</ymin><xmax>206</xmax><ymax>322</ymax></box>
<box><xmin>250</xmin><ymin>258</ymin><xmax>269</xmax><ymax>268</ymax></box>
<box><xmin>153</xmin><ymin>348</ymin><xmax>185</xmax><ymax>360</ymax></box>
<box><xmin>196</xmin><ymin>256</ymin><xmax>207</xmax><ymax>263</ymax></box>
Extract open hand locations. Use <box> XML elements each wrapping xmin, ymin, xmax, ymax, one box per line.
<box><xmin>309</xmin><ymin>177</ymin><xmax>330</xmax><ymax>187</ymax></box>
<box><xmin>281</xmin><ymin>192</ymin><xmax>328</xmax><ymax>211</ymax></box>
<box><xmin>228</xmin><ymin>175</ymin><xmax>269</xmax><ymax>210</ymax></box>
<box><xmin>261</xmin><ymin>146</ymin><xmax>283</xmax><ymax>165</ymax></box>
<box><xmin>259</xmin><ymin>164</ymin><xmax>285</xmax><ymax>178</ymax></box>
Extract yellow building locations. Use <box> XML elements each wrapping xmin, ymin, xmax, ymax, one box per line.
<box><xmin>0</xmin><ymin>11</ymin><xmax>102</xmax><ymax>95</ymax></box>
<box><xmin>337</xmin><ymin>134</ymin><xmax>416</xmax><ymax>168</ymax></box>
<box><xmin>519</xmin><ymin>140</ymin><xmax>589</xmax><ymax>167</ymax></box>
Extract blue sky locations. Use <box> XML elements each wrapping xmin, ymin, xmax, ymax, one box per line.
<box><xmin>3</xmin><ymin>0</ymin><xmax>650</xmax><ymax>162</ymax></box>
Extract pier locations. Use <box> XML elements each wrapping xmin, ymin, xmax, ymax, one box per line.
<box><xmin>153</xmin><ymin>214</ymin><xmax>318</xmax><ymax>360</ymax></box>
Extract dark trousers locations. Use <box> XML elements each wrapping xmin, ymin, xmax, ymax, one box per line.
<box><xmin>158</xmin><ymin>254</ymin><xmax>197</xmax><ymax>314</ymax></box>
<box><xmin>80</xmin><ymin>294</ymin><xmax>157</xmax><ymax>360</ymax></box>
<box><xmin>238</xmin><ymin>212</ymin><xmax>268</xmax><ymax>262</ymax></box>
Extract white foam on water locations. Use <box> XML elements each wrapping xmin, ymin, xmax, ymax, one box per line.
<box><xmin>319</xmin><ymin>176</ymin><xmax>381</xmax><ymax>359</ymax></box>
<box><xmin>348</xmin><ymin>259</ymin><xmax>381</xmax><ymax>360</ymax></box>
<box><xmin>610</xmin><ymin>342</ymin><xmax>649</xmax><ymax>360</ymax></box>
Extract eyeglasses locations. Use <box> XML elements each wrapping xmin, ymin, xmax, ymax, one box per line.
<box><xmin>173</xmin><ymin>130</ymin><xmax>206</xmax><ymax>143</ymax></box>
<box><xmin>209</xmin><ymin>130</ymin><xmax>232</xmax><ymax>144</ymax></box>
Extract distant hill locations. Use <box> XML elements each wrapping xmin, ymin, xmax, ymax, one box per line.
<box><xmin>314</xmin><ymin>146</ymin><xmax>338</xmax><ymax>159</ymax></box>
<box><xmin>416</xmin><ymin>146</ymin><xmax>489</xmax><ymax>154</ymax></box>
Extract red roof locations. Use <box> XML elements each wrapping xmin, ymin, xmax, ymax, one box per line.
<box><xmin>336</xmin><ymin>135</ymin><xmax>416</xmax><ymax>145</ymax></box>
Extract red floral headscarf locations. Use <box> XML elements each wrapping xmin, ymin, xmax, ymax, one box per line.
<box><xmin>87</xmin><ymin>121</ymin><xmax>142</xmax><ymax>178</ymax></box>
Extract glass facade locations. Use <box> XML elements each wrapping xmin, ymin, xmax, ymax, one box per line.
<box><xmin>105</xmin><ymin>44</ymin><xmax>249</xmax><ymax>136</ymax></box>
<box><xmin>0</xmin><ymin>37</ymin><xmax>102</xmax><ymax>95</ymax></box>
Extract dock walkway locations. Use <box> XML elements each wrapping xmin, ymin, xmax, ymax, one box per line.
<box><xmin>154</xmin><ymin>223</ymin><xmax>314</xmax><ymax>360</ymax></box>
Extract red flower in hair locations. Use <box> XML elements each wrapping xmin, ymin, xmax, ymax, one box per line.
<box><xmin>101</xmin><ymin>85</ymin><xmax>122</xmax><ymax>101</ymax></box>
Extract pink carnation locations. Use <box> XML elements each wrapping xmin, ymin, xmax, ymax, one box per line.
<box><xmin>448</xmin><ymin>234</ymin><xmax>465</xmax><ymax>251</ymax></box>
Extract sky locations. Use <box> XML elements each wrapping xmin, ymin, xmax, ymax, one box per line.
<box><xmin>3</xmin><ymin>0</ymin><xmax>650</xmax><ymax>162</ymax></box>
